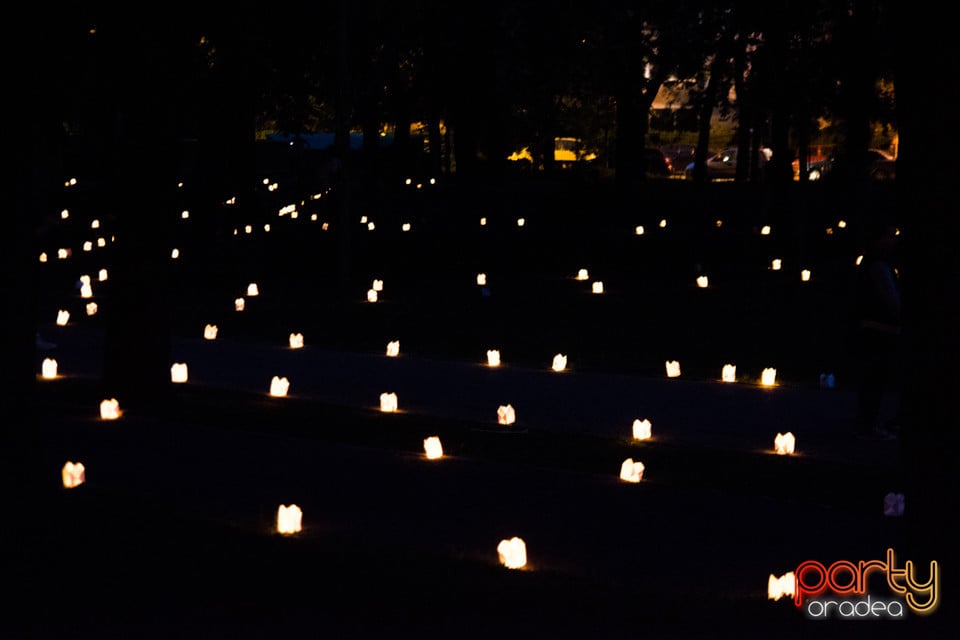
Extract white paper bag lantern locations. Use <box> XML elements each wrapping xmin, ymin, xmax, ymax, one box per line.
<box><xmin>801</xmin><ymin>269</ymin><xmax>811</xmax><ymax>282</ymax></box>
<box><xmin>591</xmin><ymin>281</ymin><xmax>604</xmax><ymax>294</ymax></box>
<box><xmin>244</xmin><ymin>225</ymin><xmax>252</xmax><ymax>234</ymax></box>
<box><xmin>289</xmin><ymin>333</ymin><xmax>304</xmax><ymax>349</ymax></box>
<box><xmin>91</xmin><ymin>219</ymin><xmax>100</xmax><ymax>229</ymax></box>
<box><xmin>771</xmin><ymin>259</ymin><xmax>782</xmax><ymax>271</ymax></box>
<box><xmin>56</xmin><ymin>310</ymin><xmax>70</xmax><ymax>326</ymax></box>
<box><xmin>576</xmin><ymin>268</ymin><xmax>589</xmax><ymax>281</ymax></box>
<box><xmin>761</xmin><ymin>225</ymin><xmax>771</xmax><ymax>235</ymax></box>
<box><xmin>367</xmin><ymin>221</ymin><xmax>376</xmax><ymax>231</ymax></box>
<box><xmin>62</xmin><ymin>462</ymin><xmax>85</xmax><ymax>489</ymax></box>
<box><xmin>60</xmin><ymin>209</ymin><xmax>69</xmax><ymax>220</ymax></box>
<box><xmin>476</xmin><ymin>273</ymin><xmax>487</xmax><ymax>286</ymax></box>
<box><xmin>883</xmin><ymin>492</ymin><xmax>905</xmax><ymax>517</ymax></box>
<box><xmin>386</xmin><ymin>340</ymin><xmax>400</xmax><ymax>357</ymax></box>
<box><xmin>57</xmin><ymin>248</ymin><xmax>69</xmax><ymax>260</ymax></box>
<box><xmin>696</xmin><ymin>275</ymin><xmax>709</xmax><ymax>288</ymax></box>
<box><xmin>204</xmin><ymin>324</ymin><xmax>218</xmax><ymax>340</ymax></box>
<box><xmin>659</xmin><ymin>219</ymin><xmax>667</xmax><ymax>228</ymax></box>
<box><xmin>246</xmin><ymin>283</ymin><xmax>259</xmax><ymax>297</ymax></box>
<box><xmin>235</xmin><ymin>298</ymin><xmax>245</xmax><ymax>312</ymax></box>
<box><xmin>98</xmin><ymin>268</ymin><xmax>108</xmax><ymax>281</ymax></box>
<box><xmin>97</xmin><ymin>237</ymin><xmax>106</xmax><ymax>247</ymax></box>
<box><xmin>761</xmin><ymin>368</ymin><xmax>777</xmax><ymax>386</ymax></box>
<box><xmin>486</xmin><ymin>349</ymin><xmax>501</xmax><ymax>367</ymax></box>
<box><xmin>632</xmin><ymin>419</ymin><xmax>652</xmax><ymax>440</ymax></box>
<box><xmin>768</xmin><ymin>572</ymin><xmax>796</xmax><ymax>600</ymax></box>
<box><xmin>39</xmin><ymin>252</ymin><xmax>48</xmax><ymax>263</ymax></box>
<box><xmin>665</xmin><ymin>361</ymin><xmax>681</xmax><ymax>378</ymax></box>
<box><xmin>270</xmin><ymin>376</ymin><xmax>290</xmax><ymax>397</ymax></box>
<box><xmin>497</xmin><ymin>537</ymin><xmax>527</xmax><ymax>569</ymax></box>
<box><xmin>171</xmin><ymin>248</ymin><xmax>180</xmax><ymax>259</ymax></box>
<box><xmin>619</xmin><ymin>458</ymin><xmax>645</xmax><ymax>482</ymax></box>
<box><xmin>516</xmin><ymin>218</ymin><xmax>525</xmax><ymax>227</ymax></box>
<box><xmin>86</xmin><ymin>302</ymin><xmax>98</xmax><ymax>316</ymax></box>
<box><xmin>402</xmin><ymin>223</ymin><xmax>411</xmax><ymax>232</ymax></box>
<box><xmin>100</xmin><ymin>398</ymin><xmax>121</xmax><ymax>420</ymax></box>
<box><xmin>635</xmin><ymin>226</ymin><xmax>645</xmax><ymax>235</ymax></box>
<box><xmin>774</xmin><ymin>432</ymin><xmax>796</xmax><ymax>455</ymax></box>
<box><xmin>551</xmin><ymin>354</ymin><xmax>567</xmax><ymax>372</ymax></box>
<box><xmin>277</xmin><ymin>504</ymin><xmax>302</xmax><ymax>535</ymax></box>
<box><xmin>181</xmin><ymin>210</ymin><xmax>190</xmax><ymax>219</ymax></box>
<box><xmin>41</xmin><ymin>358</ymin><xmax>58</xmax><ymax>379</ymax></box>
<box><xmin>480</xmin><ymin>217</ymin><xmax>487</xmax><ymax>226</ymax></box>
<box><xmin>497</xmin><ymin>404</ymin><xmax>516</xmax><ymax>425</ymax></box>
<box><xmin>367</xmin><ymin>289</ymin><xmax>378</xmax><ymax>303</ymax></box>
<box><xmin>80</xmin><ymin>282</ymin><xmax>93</xmax><ymax>298</ymax></box>
<box><xmin>380</xmin><ymin>392</ymin><xmax>398</xmax><ymax>413</ymax></box>
<box><xmin>721</xmin><ymin>364</ymin><xmax>736</xmax><ymax>382</ymax></box>
<box><xmin>424</xmin><ymin>436</ymin><xmax>443</xmax><ymax>459</ymax></box>
<box><xmin>170</xmin><ymin>363</ymin><xmax>188</xmax><ymax>383</ymax></box>
<box><xmin>372</xmin><ymin>279</ymin><xmax>383</xmax><ymax>292</ymax></box>
<box><xmin>83</xmin><ymin>241</ymin><xmax>93</xmax><ymax>252</ymax></box>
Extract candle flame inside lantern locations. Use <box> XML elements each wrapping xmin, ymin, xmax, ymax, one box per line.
<box><xmin>62</xmin><ymin>462</ymin><xmax>85</xmax><ymax>489</ymax></box>
<box><xmin>486</xmin><ymin>350</ymin><xmax>501</xmax><ymax>367</ymax></box>
<box><xmin>367</xmin><ymin>289</ymin><xmax>378</xmax><ymax>303</ymax></box>
<box><xmin>100</xmin><ymin>398</ymin><xmax>121</xmax><ymax>420</ymax></box>
<box><xmin>247</xmin><ymin>283</ymin><xmax>259</xmax><ymax>296</ymax></box>
<box><xmin>42</xmin><ymin>358</ymin><xmax>58</xmax><ymax>379</ymax></box>
<box><xmin>619</xmin><ymin>458</ymin><xmax>645</xmax><ymax>483</ymax></box>
<box><xmin>774</xmin><ymin>432</ymin><xmax>796</xmax><ymax>455</ymax></box>
<box><xmin>497</xmin><ymin>537</ymin><xmax>527</xmax><ymax>569</ymax></box>
<box><xmin>372</xmin><ymin>279</ymin><xmax>383</xmax><ymax>292</ymax></box>
<box><xmin>761</xmin><ymin>368</ymin><xmax>777</xmax><ymax>386</ymax></box>
<box><xmin>56</xmin><ymin>310</ymin><xmax>70</xmax><ymax>326</ymax></box>
<box><xmin>235</xmin><ymin>298</ymin><xmax>245</xmax><ymax>311</ymax></box>
<box><xmin>276</xmin><ymin>504</ymin><xmax>302</xmax><ymax>535</ymax></box>
<box><xmin>632</xmin><ymin>419</ymin><xmax>652</xmax><ymax>440</ymax></box>
<box><xmin>386</xmin><ymin>340</ymin><xmax>400</xmax><ymax>357</ymax></box>
<box><xmin>204</xmin><ymin>324</ymin><xmax>218</xmax><ymax>340</ymax></box>
<box><xmin>86</xmin><ymin>302</ymin><xmax>98</xmax><ymax>316</ymax></box>
<box><xmin>768</xmin><ymin>572</ymin><xmax>796</xmax><ymax>600</ymax></box>
<box><xmin>665</xmin><ymin>360</ymin><xmax>681</xmax><ymax>378</ymax></box>
<box><xmin>552</xmin><ymin>354</ymin><xmax>567</xmax><ymax>372</ymax></box>
<box><xmin>771</xmin><ymin>259</ymin><xmax>782</xmax><ymax>271</ymax></box>
<box><xmin>476</xmin><ymin>273</ymin><xmax>486</xmax><ymax>286</ymax></box>
<box><xmin>170</xmin><ymin>363</ymin><xmax>188</xmax><ymax>383</ymax></box>
<box><xmin>761</xmin><ymin>225</ymin><xmax>771</xmax><ymax>235</ymax></box>
<box><xmin>696</xmin><ymin>275</ymin><xmax>709</xmax><ymax>288</ymax></box>
<box><xmin>801</xmin><ymin>269</ymin><xmax>811</xmax><ymax>282</ymax></box>
<box><xmin>269</xmin><ymin>376</ymin><xmax>290</xmax><ymax>397</ymax></box>
<box><xmin>576</xmin><ymin>269</ymin><xmax>589</xmax><ymax>281</ymax></box>
<box><xmin>635</xmin><ymin>225</ymin><xmax>645</xmax><ymax>235</ymax></box>
<box><xmin>289</xmin><ymin>333</ymin><xmax>304</xmax><ymax>349</ymax></box>
<box><xmin>592</xmin><ymin>281</ymin><xmax>604</xmax><ymax>294</ymax></box>
<box><xmin>497</xmin><ymin>404</ymin><xmax>515</xmax><ymax>425</ymax></box>
<box><xmin>722</xmin><ymin>364</ymin><xmax>737</xmax><ymax>383</ymax></box>
<box><xmin>424</xmin><ymin>436</ymin><xmax>443</xmax><ymax>459</ymax></box>
<box><xmin>380</xmin><ymin>392</ymin><xmax>398</xmax><ymax>413</ymax></box>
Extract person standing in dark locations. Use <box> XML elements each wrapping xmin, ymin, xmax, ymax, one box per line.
<box><xmin>853</xmin><ymin>220</ymin><xmax>902</xmax><ymax>439</ymax></box>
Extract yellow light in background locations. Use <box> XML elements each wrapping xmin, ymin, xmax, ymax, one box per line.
<box><xmin>855</xmin><ymin>255</ymin><xmax>863</xmax><ymax>266</ymax></box>
<box><xmin>768</xmin><ymin>572</ymin><xmax>796</xmax><ymax>600</ymax></box>
<box><xmin>838</xmin><ymin>220</ymin><xmax>847</xmax><ymax>228</ymax></box>
<box><xmin>58</xmin><ymin>248</ymin><xmax>69</xmax><ymax>260</ymax></box>
<box><xmin>367</xmin><ymin>221</ymin><xmax>376</xmax><ymax>231</ymax></box>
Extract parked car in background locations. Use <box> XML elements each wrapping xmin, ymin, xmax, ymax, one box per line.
<box><xmin>642</xmin><ymin>147</ymin><xmax>673</xmax><ymax>177</ymax></box>
<box><xmin>684</xmin><ymin>147</ymin><xmax>772</xmax><ymax>181</ymax></box>
<box><xmin>804</xmin><ymin>148</ymin><xmax>896</xmax><ymax>181</ymax></box>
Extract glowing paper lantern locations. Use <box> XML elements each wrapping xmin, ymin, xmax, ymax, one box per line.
<box><xmin>170</xmin><ymin>363</ymin><xmax>188</xmax><ymax>383</ymax></box>
<box><xmin>486</xmin><ymin>350</ymin><xmax>501</xmax><ymax>367</ymax></box>
<box><xmin>367</xmin><ymin>289</ymin><xmax>378</xmax><ymax>303</ymax></box>
<box><xmin>235</xmin><ymin>298</ymin><xmax>245</xmax><ymax>311</ymax></box>
<box><xmin>632</xmin><ymin>419</ymin><xmax>652</xmax><ymax>440</ymax></box>
<box><xmin>98</xmin><ymin>268</ymin><xmax>108</xmax><ymax>281</ymax></box>
<box><xmin>289</xmin><ymin>333</ymin><xmax>304</xmax><ymax>349</ymax></box>
<box><xmin>761</xmin><ymin>368</ymin><xmax>777</xmax><ymax>386</ymax></box>
<box><xmin>476</xmin><ymin>273</ymin><xmax>487</xmax><ymax>286</ymax></box>
<box><xmin>57</xmin><ymin>248</ymin><xmax>69</xmax><ymax>260</ymax></box>
<box><xmin>83</xmin><ymin>241</ymin><xmax>93</xmax><ymax>252</ymax></box>
<box><xmin>516</xmin><ymin>218</ymin><xmax>525</xmax><ymax>227</ymax></box>
<box><xmin>424</xmin><ymin>436</ymin><xmax>443</xmax><ymax>459</ymax></box>
<box><xmin>761</xmin><ymin>225</ymin><xmax>771</xmax><ymax>235</ymax></box>
<box><xmin>768</xmin><ymin>572</ymin><xmax>796</xmax><ymax>600</ymax></box>
<box><xmin>801</xmin><ymin>269</ymin><xmax>811</xmax><ymax>282</ymax></box>
<box><xmin>277</xmin><ymin>504</ymin><xmax>302</xmax><ymax>535</ymax></box>
<box><xmin>39</xmin><ymin>252</ymin><xmax>48</xmax><ymax>263</ymax></box>
<box><xmin>665</xmin><ymin>361</ymin><xmax>681</xmax><ymax>378</ymax></box>
<box><xmin>856</xmin><ymin>255</ymin><xmax>864</xmax><ymax>266</ymax></box>
<box><xmin>635</xmin><ymin>226</ymin><xmax>645</xmax><ymax>235</ymax></box>
<box><xmin>204</xmin><ymin>324</ymin><xmax>218</xmax><ymax>340</ymax></box>
<box><xmin>659</xmin><ymin>219</ymin><xmax>667</xmax><ymax>228</ymax></box>
<box><xmin>97</xmin><ymin>237</ymin><xmax>106</xmax><ymax>247</ymax></box>
<box><xmin>480</xmin><ymin>217</ymin><xmax>487</xmax><ymax>226</ymax></box>
<box><xmin>771</xmin><ymin>259</ymin><xmax>782</xmax><ymax>271</ymax></box>
<box><xmin>91</xmin><ymin>219</ymin><xmax>100</xmax><ymax>229</ymax></box>
<box><xmin>497</xmin><ymin>537</ymin><xmax>527</xmax><ymax>569</ymax></box>
<box><xmin>56</xmin><ymin>310</ymin><xmax>69</xmax><ymax>326</ymax></box>
<box><xmin>883</xmin><ymin>492</ymin><xmax>905</xmax><ymax>517</ymax></box>
<box><xmin>386</xmin><ymin>340</ymin><xmax>400</xmax><ymax>357</ymax></box>
<box><xmin>62</xmin><ymin>462</ymin><xmax>85</xmax><ymax>489</ymax></box>
<box><xmin>372</xmin><ymin>279</ymin><xmax>383</xmax><ymax>292</ymax></box>
<box><xmin>576</xmin><ymin>269</ymin><xmax>589</xmax><ymax>281</ymax></box>
<box><xmin>619</xmin><ymin>458</ymin><xmax>645</xmax><ymax>483</ymax></box>
<box><xmin>367</xmin><ymin>222</ymin><xmax>376</xmax><ymax>231</ymax></box>
<box><xmin>551</xmin><ymin>354</ymin><xmax>567</xmax><ymax>372</ymax></box>
<box><xmin>85</xmin><ymin>302</ymin><xmax>98</xmax><ymax>316</ymax></box>
<box><xmin>100</xmin><ymin>398</ymin><xmax>121</xmax><ymax>420</ymax></box>
<box><xmin>696</xmin><ymin>275</ymin><xmax>709</xmax><ymax>288</ymax></box>
<box><xmin>774</xmin><ymin>432</ymin><xmax>796</xmax><ymax>455</ymax></box>
<box><xmin>247</xmin><ymin>283</ymin><xmax>259</xmax><ymax>297</ymax></box>
<box><xmin>41</xmin><ymin>358</ymin><xmax>58</xmax><ymax>379</ymax></box>
<box><xmin>722</xmin><ymin>364</ymin><xmax>737</xmax><ymax>383</ymax></box>
<box><xmin>171</xmin><ymin>248</ymin><xmax>180</xmax><ymax>259</ymax></box>
<box><xmin>80</xmin><ymin>282</ymin><xmax>93</xmax><ymax>298</ymax></box>
<box><xmin>838</xmin><ymin>220</ymin><xmax>847</xmax><ymax>229</ymax></box>
<box><xmin>244</xmin><ymin>225</ymin><xmax>252</xmax><ymax>234</ymax></box>
<box><xmin>591</xmin><ymin>281</ymin><xmax>604</xmax><ymax>294</ymax></box>
<box><xmin>269</xmin><ymin>376</ymin><xmax>290</xmax><ymax>397</ymax></box>
<box><xmin>497</xmin><ymin>404</ymin><xmax>515</xmax><ymax>425</ymax></box>
<box><xmin>60</xmin><ymin>209</ymin><xmax>69</xmax><ymax>220</ymax></box>
<box><xmin>380</xmin><ymin>392</ymin><xmax>398</xmax><ymax>413</ymax></box>
<box><xmin>181</xmin><ymin>210</ymin><xmax>190</xmax><ymax>219</ymax></box>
